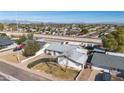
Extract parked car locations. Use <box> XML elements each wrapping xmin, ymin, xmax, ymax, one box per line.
<box><xmin>13</xmin><ymin>44</ymin><xmax>25</xmax><ymax>51</ymax></box>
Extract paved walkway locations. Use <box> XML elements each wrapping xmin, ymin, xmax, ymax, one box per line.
<box><xmin>76</xmin><ymin>69</ymin><xmax>92</xmax><ymax>81</ymax></box>
<box><xmin>0</xmin><ymin>50</ymin><xmax>13</xmax><ymax>56</ymax></box>
<box><xmin>19</xmin><ymin>54</ymin><xmax>53</xmax><ymax>67</ymax></box>
<box><xmin>88</xmin><ymin>70</ymin><xmax>101</xmax><ymax>81</ymax></box>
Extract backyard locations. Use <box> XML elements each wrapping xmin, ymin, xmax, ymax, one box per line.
<box><xmin>28</xmin><ymin>58</ymin><xmax>79</xmax><ymax>80</ymax></box>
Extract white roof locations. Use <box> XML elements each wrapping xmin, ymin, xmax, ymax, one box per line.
<box><xmin>45</xmin><ymin>42</ymin><xmax>80</xmax><ymax>53</ymax></box>
<box><xmin>61</xmin><ymin>49</ymin><xmax>88</xmax><ymax>65</ymax></box>
<box><xmin>46</xmin><ymin>42</ymin><xmax>88</xmax><ymax>64</ymax></box>
<box><xmin>69</xmin><ymin>50</ymin><xmax>88</xmax><ymax>64</ymax></box>
<box><xmin>106</xmin><ymin>52</ymin><xmax>124</xmax><ymax>57</ymax></box>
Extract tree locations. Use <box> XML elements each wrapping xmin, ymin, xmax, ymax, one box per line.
<box><xmin>16</xmin><ymin>35</ymin><xmax>27</xmax><ymax>44</ymax></box>
<box><xmin>102</xmin><ymin>27</ymin><xmax>124</xmax><ymax>53</ymax></box>
<box><xmin>0</xmin><ymin>33</ymin><xmax>9</xmax><ymax>39</ymax></box>
<box><xmin>23</xmin><ymin>40</ymin><xmax>40</xmax><ymax>57</ymax></box>
<box><xmin>0</xmin><ymin>23</ymin><xmax>4</xmax><ymax>31</ymax></box>
<box><xmin>27</xmin><ymin>33</ymin><xmax>34</xmax><ymax>40</ymax></box>
<box><xmin>102</xmin><ymin>34</ymin><xmax>118</xmax><ymax>51</ymax></box>
<box><xmin>80</xmin><ymin>29</ymin><xmax>88</xmax><ymax>35</ymax></box>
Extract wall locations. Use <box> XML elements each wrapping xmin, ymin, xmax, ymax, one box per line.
<box><xmin>45</xmin><ymin>50</ymin><xmax>60</xmax><ymax>56</ymax></box>
<box><xmin>58</xmin><ymin>57</ymin><xmax>83</xmax><ymax>70</ymax></box>
<box><xmin>92</xmin><ymin>66</ymin><xmax>109</xmax><ymax>73</ymax></box>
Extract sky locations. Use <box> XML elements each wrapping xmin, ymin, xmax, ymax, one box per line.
<box><xmin>0</xmin><ymin>11</ymin><xmax>124</xmax><ymax>23</ymax></box>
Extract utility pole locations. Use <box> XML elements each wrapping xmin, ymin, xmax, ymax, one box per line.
<box><xmin>16</xmin><ymin>12</ymin><xmax>20</xmax><ymax>63</ymax></box>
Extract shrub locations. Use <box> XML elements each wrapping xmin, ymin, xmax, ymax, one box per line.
<box><xmin>16</xmin><ymin>35</ymin><xmax>27</xmax><ymax>44</ymax></box>
<box><xmin>27</xmin><ymin>58</ymin><xmax>57</xmax><ymax>68</ymax></box>
<box><xmin>23</xmin><ymin>40</ymin><xmax>40</xmax><ymax>57</ymax></box>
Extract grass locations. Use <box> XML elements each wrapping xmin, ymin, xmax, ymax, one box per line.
<box><xmin>0</xmin><ymin>53</ymin><xmax>27</xmax><ymax>63</ymax></box>
<box><xmin>31</xmin><ymin>62</ymin><xmax>79</xmax><ymax>80</ymax></box>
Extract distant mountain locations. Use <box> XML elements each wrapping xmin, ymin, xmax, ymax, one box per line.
<box><xmin>0</xmin><ymin>19</ymin><xmax>42</xmax><ymax>24</ymax></box>
<box><xmin>0</xmin><ymin>19</ymin><xmax>124</xmax><ymax>25</ymax></box>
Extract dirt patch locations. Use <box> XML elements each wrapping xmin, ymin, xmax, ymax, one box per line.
<box><xmin>31</xmin><ymin>62</ymin><xmax>79</xmax><ymax>80</ymax></box>
<box><xmin>0</xmin><ymin>53</ymin><xmax>27</xmax><ymax>63</ymax></box>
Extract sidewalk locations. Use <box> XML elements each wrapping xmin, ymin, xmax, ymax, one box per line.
<box><xmin>76</xmin><ymin>69</ymin><xmax>92</xmax><ymax>81</ymax></box>
<box><xmin>88</xmin><ymin>70</ymin><xmax>101</xmax><ymax>81</ymax></box>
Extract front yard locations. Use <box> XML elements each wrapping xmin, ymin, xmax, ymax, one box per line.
<box><xmin>0</xmin><ymin>52</ymin><xmax>27</xmax><ymax>63</ymax></box>
<box><xmin>28</xmin><ymin>58</ymin><xmax>79</xmax><ymax>80</ymax></box>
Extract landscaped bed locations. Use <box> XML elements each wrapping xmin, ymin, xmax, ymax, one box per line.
<box><xmin>0</xmin><ymin>53</ymin><xmax>27</xmax><ymax>63</ymax></box>
<box><xmin>28</xmin><ymin>58</ymin><xmax>79</xmax><ymax>80</ymax></box>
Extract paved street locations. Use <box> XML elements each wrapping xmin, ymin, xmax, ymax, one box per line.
<box><xmin>0</xmin><ymin>32</ymin><xmax>102</xmax><ymax>44</ymax></box>
<box><xmin>0</xmin><ymin>60</ymin><xmax>50</xmax><ymax>81</ymax></box>
<box><xmin>0</xmin><ymin>74</ymin><xmax>9</xmax><ymax>81</ymax></box>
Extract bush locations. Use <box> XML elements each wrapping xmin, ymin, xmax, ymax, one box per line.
<box><xmin>23</xmin><ymin>40</ymin><xmax>40</xmax><ymax>57</ymax></box>
<box><xmin>80</xmin><ymin>29</ymin><xmax>88</xmax><ymax>35</ymax></box>
<box><xmin>0</xmin><ymin>23</ymin><xmax>4</xmax><ymax>31</ymax></box>
<box><xmin>27</xmin><ymin>58</ymin><xmax>57</xmax><ymax>68</ymax></box>
<box><xmin>16</xmin><ymin>35</ymin><xmax>27</xmax><ymax>44</ymax></box>
<box><xmin>0</xmin><ymin>33</ymin><xmax>9</xmax><ymax>39</ymax></box>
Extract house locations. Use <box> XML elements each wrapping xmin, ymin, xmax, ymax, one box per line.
<box><xmin>45</xmin><ymin>42</ymin><xmax>87</xmax><ymax>56</ymax></box>
<box><xmin>44</xmin><ymin>42</ymin><xmax>79</xmax><ymax>56</ymax></box>
<box><xmin>91</xmin><ymin>52</ymin><xmax>124</xmax><ymax>74</ymax></box>
<box><xmin>44</xmin><ymin>42</ymin><xmax>88</xmax><ymax>70</ymax></box>
<box><xmin>58</xmin><ymin>50</ymin><xmax>88</xmax><ymax>70</ymax></box>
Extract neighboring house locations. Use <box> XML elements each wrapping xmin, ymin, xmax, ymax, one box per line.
<box><xmin>91</xmin><ymin>53</ymin><xmax>124</xmax><ymax>74</ymax></box>
<box><xmin>0</xmin><ymin>38</ymin><xmax>17</xmax><ymax>52</ymax></box>
<box><xmin>0</xmin><ymin>38</ymin><xmax>14</xmax><ymax>48</ymax></box>
<box><xmin>45</xmin><ymin>42</ymin><xmax>88</xmax><ymax>70</ymax></box>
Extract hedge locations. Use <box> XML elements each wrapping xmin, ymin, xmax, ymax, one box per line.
<box><xmin>27</xmin><ymin>58</ymin><xmax>57</xmax><ymax>68</ymax></box>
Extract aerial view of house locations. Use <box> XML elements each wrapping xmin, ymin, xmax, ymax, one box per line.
<box><xmin>0</xmin><ymin>11</ymin><xmax>123</xmax><ymax>81</ymax></box>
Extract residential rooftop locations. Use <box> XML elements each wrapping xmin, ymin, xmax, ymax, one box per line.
<box><xmin>46</xmin><ymin>42</ymin><xmax>88</xmax><ymax>65</ymax></box>
<box><xmin>0</xmin><ymin>38</ymin><xmax>14</xmax><ymax>46</ymax></box>
<box><xmin>91</xmin><ymin>53</ymin><xmax>124</xmax><ymax>70</ymax></box>
<box><xmin>45</xmin><ymin>42</ymin><xmax>81</xmax><ymax>53</ymax></box>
